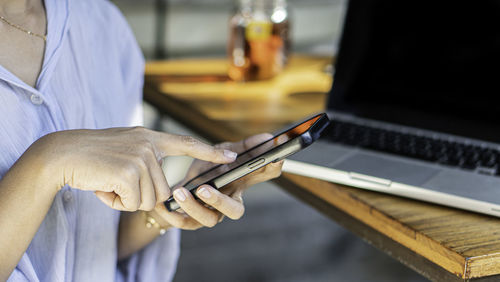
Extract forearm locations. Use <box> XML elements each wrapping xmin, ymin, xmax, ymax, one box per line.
<box><xmin>118</xmin><ymin>209</ymin><xmax>171</xmax><ymax>260</ymax></box>
<box><xmin>0</xmin><ymin>150</ymin><xmax>58</xmax><ymax>280</ymax></box>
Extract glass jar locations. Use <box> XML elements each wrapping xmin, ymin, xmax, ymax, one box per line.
<box><xmin>228</xmin><ymin>0</ymin><xmax>291</xmax><ymax>81</ymax></box>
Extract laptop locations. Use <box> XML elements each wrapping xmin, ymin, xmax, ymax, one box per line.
<box><xmin>284</xmin><ymin>0</ymin><xmax>500</xmax><ymax>217</ymax></box>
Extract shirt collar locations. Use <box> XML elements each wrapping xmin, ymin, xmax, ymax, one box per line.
<box><xmin>0</xmin><ymin>0</ymin><xmax>71</xmax><ymax>94</ymax></box>
<box><xmin>36</xmin><ymin>0</ymin><xmax>71</xmax><ymax>93</ymax></box>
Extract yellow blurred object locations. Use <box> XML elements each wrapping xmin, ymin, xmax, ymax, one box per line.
<box><xmin>246</xmin><ymin>21</ymin><xmax>272</xmax><ymax>40</ymax></box>
<box><xmin>145</xmin><ymin>55</ymin><xmax>333</xmax><ymax>101</ymax></box>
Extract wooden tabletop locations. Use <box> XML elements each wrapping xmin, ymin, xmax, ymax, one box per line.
<box><xmin>144</xmin><ymin>56</ymin><xmax>500</xmax><ymax>281</ymax></box>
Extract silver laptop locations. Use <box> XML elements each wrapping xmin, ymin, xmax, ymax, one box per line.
<box><xmin>283</xmin><ymin>1</ymin><xmax>500</xmax><ymax>217</ymax></box>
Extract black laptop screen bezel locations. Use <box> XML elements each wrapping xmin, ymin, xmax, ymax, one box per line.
<box><xmin>327</xmin><ymin>0</ymin><xmax>500</xmax><ymax>144</ymax></box>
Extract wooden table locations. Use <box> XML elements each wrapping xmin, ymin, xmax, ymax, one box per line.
<box><xmin>144</xmin><ymin>56</ymin><xmax>500</xmax><ymax>281</ymax></box>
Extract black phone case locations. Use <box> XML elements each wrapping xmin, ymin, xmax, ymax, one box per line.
<box><xmin>165</xmin><ymin>113</ymin><xmax>330</xmax><ymax>211</ymax></box>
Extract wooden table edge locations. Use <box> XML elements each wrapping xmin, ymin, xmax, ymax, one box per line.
<box><xmin>276</xmin><ymin>174</ymin><xmax>500</xmax><ymax>282</ymax></box>
<box><xmin>280</xmin><ymin>172</ymin><xmax>500</xmax><ymax>280</ymax></box>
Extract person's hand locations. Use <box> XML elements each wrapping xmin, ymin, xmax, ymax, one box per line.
<box><xmin>151</xmin><ymin>133</ymin><xmax>283</xmax><ymax>230</ymax></box>
<box><xmin>34</xmin><ymin>127</ymin><xmax>237</xmax><ymax>211</ymax></box>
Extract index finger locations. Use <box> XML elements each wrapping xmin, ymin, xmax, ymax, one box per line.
<box><xmin>151</xmin><ymin>132</ymin><xmax>237</xmax><ymax>163</ymax></box>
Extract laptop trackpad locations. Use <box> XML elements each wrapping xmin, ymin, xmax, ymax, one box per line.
<box><xmin>332</xmin><ymin>153</ymin><xmax>439</xmax><ymax>186</ymax></box>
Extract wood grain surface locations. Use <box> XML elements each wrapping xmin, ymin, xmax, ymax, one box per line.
<box><xmin>144</xmin><ymin>56</ymin><xmax>500</xmax><ymax>281</ymax></box>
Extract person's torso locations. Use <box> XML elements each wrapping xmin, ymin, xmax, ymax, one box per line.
<box><xmin>1</xmin><ymin>0</ymin><xmax>144</xmax><ymax>280</ymax></box>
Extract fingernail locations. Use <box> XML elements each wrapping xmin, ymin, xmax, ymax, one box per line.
<box><xmin>224</xmin><ymin>150</ymin><xmax>237</xmax><ymax>160</ymax></box>
<box><xmin>174</xmin><ymin>189</ymin><xmax>186</xmax><ymax>202</ymax></box>
<box><xmin>198</xmin><ymin>186</ymin><xmax>211</xmax><ymax>199</ymax></box>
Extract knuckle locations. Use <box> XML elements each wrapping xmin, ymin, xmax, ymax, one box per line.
<box><xmin>209</xmin><ymin>194</ymin><xmax>223</xmax><ymax>207</ymax></box>
<box><xmin>144</xmin><ymin>145</ymin><xmax>157</xmax><ymax>160</ymax></box>
<box><xmin>128</xmin><ymin>154</ymin><xmax>148</xmax><ymax>173</ymax></box>
<box><xmin>157</xmin><ymin>189</ymin><xmax>171</xmax><ymax>202</ymax></box>
<box><xmin>139</xmin><ymin>138</ymin><xmax>155</xmax><ymax>152</ymax></box>
<box><xmin>210</xmin><ymin>147</ymin><xmax>221</xmax><ymax>158</ymax></box>
<box><xmin>121</xmin><ymin>163</ymin><xmax>140</xmax><ymax>182</ymax></box>
<box><xmin>125</xmin><ymin>197</ymin><xmax>140</xmax><ymax>211</ymax></box>
<box><xmin>113</xmin><ymin>183</ymin><xmax>124</xmax><ymax>195</ymax></box>
<box><xmin>141</xmin><ymin>197</ymin><xmax>156</xmax><ymax>211</ymax></box>
<box><xmin>204</xmin><ymin>217</ymin><xmax>218</xmax><ymax>228</ymax></box>
<box><xmin>135</xmin><ymin>141</ymin><xmax>155</xmax><ymax>158</ymax></box>
<box><xmin>124</xmin><ymin>206</ymin><xmax>136</xmax><ymax>212</ymax></box>
<box><xmin>144</xmin><ymin>203</ymin><xmax>155</xmax><ymax>212</ymax></box>
<box><xmin>215</xmin><ymin>142</ymin><xmax>232</xmax><ymax>149</ymax></box>
<box><xmin>112</xmin><ymin>185</ymin><xmax>140</xmax><ymax>211</ymax></box>
<box><xmin>180</xmin><ymin>135</ymin><xmax>199</xmax><ymax>149</ymax></box>
<box><xmin>123</xmin><ymin>202</ymin><xmax>139</xmax><ymax>212</ymax></box>
<box><xmin>134</xmin><ymin>199</ymin><xmax>141</xmax><ymax>211</ymax></box>
<box><xmin>136</xmin><ymin>158</ymin><xmax>149</xmax><ymax>173</ymax></box>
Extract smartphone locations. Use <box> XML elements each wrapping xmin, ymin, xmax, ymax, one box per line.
<box><xmin>164</xmin><ymin>113</ymin><xmax>330</xmax><ymax>211</ymax></box>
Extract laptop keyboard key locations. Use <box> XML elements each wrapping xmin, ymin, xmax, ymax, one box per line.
<box><xmin>327</xmin><ymin>119</ymin><xmax>500</xmax><ymax>176</ymax></box>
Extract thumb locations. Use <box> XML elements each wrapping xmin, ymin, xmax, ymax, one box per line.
<box><xmin>152</xmin><ymin>132</ymin><xmax>237</xmax><ymax>164</ymax></box>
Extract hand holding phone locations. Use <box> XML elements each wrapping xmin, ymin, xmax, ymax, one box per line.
<box><xmin>153</xmin><ymin>134</ymin><xmax>284</xmax><ymax>231</ymax></box>
<box><xmin>165</xmin><ymin>113</ymin><xmax>330</xmax><ymax>211</ymax></box>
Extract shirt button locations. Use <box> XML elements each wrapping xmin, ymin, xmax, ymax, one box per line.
<box><xmin>63</xmin><ymin>190</ymin><xmax>72</xmax><ymax>202</ymax></box>
<box><xmin>30</xmin><ymin>94</ymin><xmax>43</xmax><ymax>105</ymax></box>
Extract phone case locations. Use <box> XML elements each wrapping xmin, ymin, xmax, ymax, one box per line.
<box><xmin>165</xmin><ymin>113</ymin><xmax>330</xmax><ymax>211</ymax></box>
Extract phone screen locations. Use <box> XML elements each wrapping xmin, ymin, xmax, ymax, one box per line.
<box><xmin>184</xmin><ymin>115</ymin><xmax>323</xmax><ymax>190</ymax></box>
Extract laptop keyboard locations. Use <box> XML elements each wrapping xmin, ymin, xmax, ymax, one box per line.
<box><xmin>326</xmin><ymin>120</ymin><xmax>500</xmax><ymax>176</ymax></box>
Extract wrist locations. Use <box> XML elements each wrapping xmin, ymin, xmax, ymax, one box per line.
<box><xmin>143</xmin><ymin>210</ymin><xmax>171</xmax><ymax>235</ymax></box>
<box><xmin>21</xmin><ymin>133</ymin><xmax>64</xmax><ymax>196</ymax></box>
<box><xmin>24</xmin><ymin>154</ymin><xmax>61</xmax><ymax>198</ymax></box>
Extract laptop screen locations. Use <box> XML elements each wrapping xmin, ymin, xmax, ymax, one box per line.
<box><xmin>328</xmin><ymin>0</ymin><xmax>500</xmax><ymax>143</ymax></box>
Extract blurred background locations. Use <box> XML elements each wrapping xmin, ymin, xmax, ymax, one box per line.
<box><xmin>112</xmin><ymin>0</ymin><xmax>346</xmax><ymax>59</ymax></box>
<box><xmin>112</xmin><ymin>0</ymin><xmax>428</xmax><ymax>281</ymax></box>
